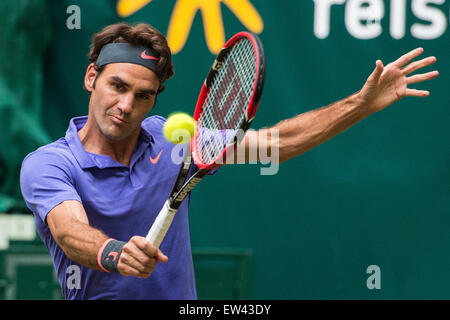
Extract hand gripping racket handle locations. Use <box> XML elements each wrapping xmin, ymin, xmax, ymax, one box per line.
<box><xmin>146</xmin><ymin>200</ymin><xmax>177</xmax><ymax>248</ymax></box>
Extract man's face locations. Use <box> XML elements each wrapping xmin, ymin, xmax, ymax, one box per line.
<box><xmin>86</xmin><ymin>63</ymin><xmax>160</xmax><ymax>141</ymax></box>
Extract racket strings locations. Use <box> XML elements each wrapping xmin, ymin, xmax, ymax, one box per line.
<box><xmin>197</xmin><ymin>38</ymin><xmax>256</xmax><ymax>164</ymax></box>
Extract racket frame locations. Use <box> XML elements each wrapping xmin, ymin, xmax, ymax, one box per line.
<box><xmin>192</xmin><ymin>31</ymin><xmax>265</xmax><ymax>169</ymax></box>
<box><xmin>146</xmin><ymin>32</ymin><xmax>265</xmax><ymax>248</ymax></box>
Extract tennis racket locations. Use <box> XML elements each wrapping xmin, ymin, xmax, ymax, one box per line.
<box><xmin>146</xmin><ymin>31</ymin><xmax>265</xmax><ymax>248</ymax></box>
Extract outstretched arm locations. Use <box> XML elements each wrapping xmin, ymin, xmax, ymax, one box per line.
<box><xmin>238</xmin><ymin>47</ymin><xmax>439</xmax><ymax>164</ymax></box>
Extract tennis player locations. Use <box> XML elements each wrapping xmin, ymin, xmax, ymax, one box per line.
<box><xmin>20</xmin><ymin>22</ymin><xmax>438</xmax><ymax>299</ymax></box>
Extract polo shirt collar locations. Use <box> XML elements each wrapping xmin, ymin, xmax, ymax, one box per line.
<box><xmin>65</xmin><ymin>116</ymin><xmax>154</xmax><ymax>169</ymax></box>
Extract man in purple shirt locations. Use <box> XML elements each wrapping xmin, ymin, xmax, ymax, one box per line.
<box><xmin>20</xmin><ymin>23</ymin><xmax>191</xmax><ymax>299</ymax></box>
<box><xmin>20</xmin><ymin>22</ymin><xmax>438</xmax><ymax>299</ymax></box>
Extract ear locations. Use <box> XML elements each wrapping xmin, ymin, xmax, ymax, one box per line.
<box><xmin>84</xmin><ymin>63</ymin><xmax>97</xmax><ymax>93</ymax></box>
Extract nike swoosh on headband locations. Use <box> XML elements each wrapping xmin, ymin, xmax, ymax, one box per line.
<box><xmin>141</xmin><ymin>50</ymin><xmax>159</xmax><ymax>60</ymax></box>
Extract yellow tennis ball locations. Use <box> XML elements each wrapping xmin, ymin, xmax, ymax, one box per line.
<box><xmin>163</xmin><ymin>112</ymin><xmax>195</xmax><ymax>144</ymax></box>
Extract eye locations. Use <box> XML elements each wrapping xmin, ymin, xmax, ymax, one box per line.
<box><xmin>136</xmin><ymin>93</ymin><xmax>151</xmax><ymax>100</ymax></box>
<box><xmin>111</xmin><ymin>82</ymin><xmax>125</xmax><ymax>91</ymax></box>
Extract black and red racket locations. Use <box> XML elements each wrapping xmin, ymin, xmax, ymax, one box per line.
<box><xmin>146</xmin><ymin>32</ymin><xmax>265</xmax><ymax>248</ymax></box>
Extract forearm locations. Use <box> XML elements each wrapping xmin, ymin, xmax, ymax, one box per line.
<box><xmin>47</xmin><ymin>201</ymin><xmax>165</xmax><ymax>277</ymax></box>
<box><xmin>52</xmin><ymin>219</ymin><xmax>109</xmax><ymax>271</ymax></box>
<box><xmin>271</xmin><ymin>91</ymin><xmax>371</xmax><ymax>163</ymax></box>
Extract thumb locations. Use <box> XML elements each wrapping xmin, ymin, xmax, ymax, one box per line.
<box><xmin>157</xmin><ymin>249</ymin><xmax>168</xmax><ymax>263</ymax></box>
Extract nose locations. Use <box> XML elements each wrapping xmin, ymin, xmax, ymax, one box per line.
<box><xmin>117</xmin><ymin>93</ymin><xmax>134</xmax><ymax>114</ymax></box>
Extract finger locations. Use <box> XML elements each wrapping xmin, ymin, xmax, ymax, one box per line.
<box><xmin>406</xmin><ymin>71</ymin><xmax>439</xmax><ymax>85</ymax></box>
<box><xmin>122</xmin><ymin>239</ymin><xmax>161</xmax><ymax>270</ymax></box>
<box><xmin>124</xmin><ymin>239</ymin><xmax>153</xmax><ymax>262</ymax></box>
<box><xmin>402</xmin><ymin>56</ymin><xmax>437</xmax><ymax>75</ymax></box>
<box><xmin>405</xmin><ymin>88</ymin><xmax>430</xmax><ymax>97</ymax></box>
<box><xmin>118</xmin><ymin>261</ymin><xmax>149</xmax><ymax>278</ymax></box>
<box><xmin>131</xmin><ymin>236</ymin><xmax>158</xmax><ymax>257</ymax></box>
<box><xmin>369</xmin><ymin>60</ymin><xmax>384</xmax><ymax>82</ymax></box>
<box><xmin>120</xmin><ymin>247</ymin><xmax>155</xmax><ymax>273</ymax></box>
<box><xmin>392</xmin><ymin>47</ymin><xmax>424</xmax><ymax>68</ymax></box>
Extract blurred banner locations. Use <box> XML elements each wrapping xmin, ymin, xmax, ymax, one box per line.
<box><xmin>0</xmin><ymin>0</ymin><xmax>52</xmax><ymax>212</ymax></box>
<box><xmin>2</xmin><ymin>0</ymin><xmax>449</xmax><ymax>298</ymax></box>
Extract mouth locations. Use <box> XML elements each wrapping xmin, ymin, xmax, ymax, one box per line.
<box><xmin>109</xmin><ymin>115</ymin><xmax>129</xmax><ymax>125</ymax></box>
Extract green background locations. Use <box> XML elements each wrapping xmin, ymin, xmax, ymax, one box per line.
<box><xmin>1</xmin><ymin>0</ymin><xmax>449</xmax><ymax>299</ymax></box>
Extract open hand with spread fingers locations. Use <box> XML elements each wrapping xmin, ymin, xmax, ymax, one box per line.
<box><xmin>359</xmin><ymin>47</ymin><xmax>439</xmax><ymax>114</ymax></box>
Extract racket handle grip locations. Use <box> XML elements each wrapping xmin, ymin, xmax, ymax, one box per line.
<box><xmin>146</xmin><ymin>200</ymin><xmax>177</xmax><ymax>249</ymax></box>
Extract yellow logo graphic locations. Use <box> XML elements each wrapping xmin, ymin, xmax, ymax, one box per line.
<box><xmin>117</xmin><ymin>0</ymin><xmax>152</xmax><ymax>18</ymax></box>
<box><xmin>117</xmin><ymin>0</ymin><xmax>264</xmax><ymax>54</ymax></box>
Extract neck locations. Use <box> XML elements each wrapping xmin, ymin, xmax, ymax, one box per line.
<box><xmin>78</xmin><ymin>117</ymin><xmax>139</xmax><ymax>167</ymax></box>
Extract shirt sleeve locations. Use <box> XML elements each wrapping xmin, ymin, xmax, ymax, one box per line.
<box><xmin>20</xmin><ymin>150</ymin><xmax>81</xmax><ymax>224</ymax></box>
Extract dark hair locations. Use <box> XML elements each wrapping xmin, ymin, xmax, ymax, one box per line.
<box><xmin>88</xmin><ymin>22</ymin><xmax>174</xmax><ymax>92</ymax></box>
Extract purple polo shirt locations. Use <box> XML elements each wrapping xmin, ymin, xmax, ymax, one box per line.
<box><xmin>20</xmin><ymin>115</ymin><xmax>197</xmax><ymax>300</ymax></box>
